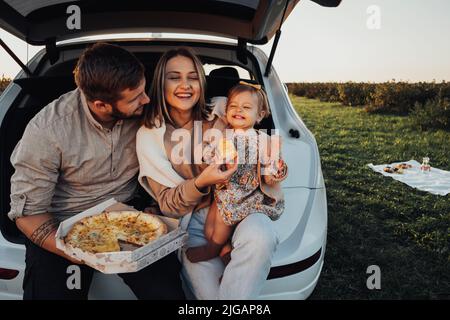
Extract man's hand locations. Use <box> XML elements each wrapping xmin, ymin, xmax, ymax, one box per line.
<box><xmin>16</xmin><ymin>214</ymin><xmax>84</xmax><ymax>265</ymax></box>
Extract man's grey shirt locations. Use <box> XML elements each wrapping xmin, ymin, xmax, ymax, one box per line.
<box><xmin>8</xmin><ymin>88</ymin><xmax>140</xmax><ymax>220</ymax></box>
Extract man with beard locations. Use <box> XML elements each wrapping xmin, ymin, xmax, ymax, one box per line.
<box><xmin>8</xmin><ymin>43</ymin><xmax>185</xmax><ymax>300</ymax></box>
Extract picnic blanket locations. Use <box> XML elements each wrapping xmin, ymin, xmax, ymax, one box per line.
<box><xmin>368</xmin><ymin>160</ymin><xmax>450</xmax><ymax>196</ymax></box>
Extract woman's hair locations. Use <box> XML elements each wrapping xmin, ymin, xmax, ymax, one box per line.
<box><xmin>143</xmin><ymin>47</ymin><xmax>209</xmax><ymax>128</ymax></box>
<box><xmin>74</xmin><ymin>43</ymin><xmax>145</xmax><ymax>104</ymax></box>
<box><xmin>227</xmin><ymin>83</ymin><xmax>271</xmax><ymax>122</ymax></box>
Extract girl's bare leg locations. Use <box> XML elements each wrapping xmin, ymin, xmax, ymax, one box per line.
<box><xmin>186</xmin><ymin>202</ymin><xmax>233</xmax><ymax>263</ymax></box>
<box><xmin>219</xmin><ymin>241</ymin><xmax>233</xmax><ymax>266</ymax></box>
<box><xmin>204</xmin><ymin>200</ymin><xmax>218</xmax><ymax>241</ymax></box>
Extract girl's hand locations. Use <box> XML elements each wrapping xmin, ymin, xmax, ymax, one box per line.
<box><xmin>194</xmin><ymin>160</ymin><xmax>238</xmax><ymax>189</ymax></box>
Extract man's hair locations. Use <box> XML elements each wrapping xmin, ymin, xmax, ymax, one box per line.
<box><xmin>74</xmin><ymin>43</ymin><xmax>145</xmax><ymax>104</ymax></box>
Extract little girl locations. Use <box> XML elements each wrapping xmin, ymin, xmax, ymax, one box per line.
<box><xmin>186</xmin><ymin>82</ymin><xmax>288</xmax><ymax>263</ymax></box>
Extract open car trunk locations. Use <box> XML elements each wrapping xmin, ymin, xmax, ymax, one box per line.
<box><xmin>0</xmin><ymin>40</ymin><xmax>275</xmax><ymax>243</ymax></box>
<box><xmin>0</xmin><ymin>0</ymin><xmax>341</xmax><ymax>46</ymax></box>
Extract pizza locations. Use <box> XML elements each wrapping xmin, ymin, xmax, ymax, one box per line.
<box><xmin>65</xmin><ymin>211</ymin><xmax>168</xmax><ymax>253</ymax></box>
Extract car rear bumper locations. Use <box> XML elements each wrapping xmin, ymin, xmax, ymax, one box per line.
<box><xmin>267</xmin><ymin>247</ymin><xmax>322</xmax><ymax>280</ymax></box>
<box><xmin>0</xmin><ymin>240</ymin><xmax>25</xmax><ymax>300</ymax></box>
<box><xmin>259</xmin><ymin>249</ymin><xmax>324</xmax><ymax>300</ymax></box>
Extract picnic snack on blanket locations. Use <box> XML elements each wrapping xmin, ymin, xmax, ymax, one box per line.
<box><xmin>395</xmin><ymin>163</ymin><xmax>413</xmax><ymax>169</ymax></box>
<box><xmin>65</xmin><ymin>211</ymin><xmax>168</xmax><ymax>253</ymax></box>
<box><xmin>383</xmin><ymin>163</ymin><xmax>412</xmax><ymax>174</ymax></box>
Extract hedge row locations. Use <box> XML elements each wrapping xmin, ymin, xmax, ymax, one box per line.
<box><xmin>287</xmin><ymin>82</ymin><xmax>450</xmax><ymax>130</ymax></box>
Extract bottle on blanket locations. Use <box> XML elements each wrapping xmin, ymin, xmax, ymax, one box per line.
<box><xmin>420</xmin><ymin>157</ymin><xmax>431</xmax><ymax>173</ymax></box>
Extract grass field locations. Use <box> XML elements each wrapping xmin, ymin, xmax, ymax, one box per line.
<box><xmin>290</xmin><ymin>96</ymin><xmax>450</xmax><ymax>299</ymax></box>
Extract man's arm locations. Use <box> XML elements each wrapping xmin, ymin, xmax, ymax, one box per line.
<box><xmin>19</xmin><ymin>214</ymin><xmax>59</xmax><ymax>247</ymax></box>
<box><xmin>9</xmin><ymin>123</ymin><xmax>82</xmax><ymax>263</ymax></box>
<box><xmin>16</xmin><ymin>214</ymin><xmax>83</xmax><ymax>264</ymax></box>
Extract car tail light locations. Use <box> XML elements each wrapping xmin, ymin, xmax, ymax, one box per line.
<box><xmin>0</xmin><ymin>268</ymin><xmax>19</xmax><ymax>280</ymax></box>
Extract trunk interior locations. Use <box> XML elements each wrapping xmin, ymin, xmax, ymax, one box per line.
<box><xmin>0</xmin><ymin>40</ymin><xmax>275</xmax><ymax>243</ymax></box>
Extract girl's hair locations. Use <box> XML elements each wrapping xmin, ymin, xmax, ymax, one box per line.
<box><xmin>143</xmin><ymin>47</ymin><xmax>210</xmax><ymax>128</ymax></box>
<box><xmin>226</xmin><ymin>83</ymin><xmax>270</xmax><ymax>122</ymax></box>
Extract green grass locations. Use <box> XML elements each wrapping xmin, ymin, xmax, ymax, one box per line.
<box><xmin>290</xmin><ymin>96</ymin><xmax>450</xmax><ymax>299</ymax></box>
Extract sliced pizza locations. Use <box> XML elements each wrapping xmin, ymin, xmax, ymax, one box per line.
<box><xmin>64</xmin><ymin>211</ymin><xmax>168</xmax><ymax>253</ymax></box>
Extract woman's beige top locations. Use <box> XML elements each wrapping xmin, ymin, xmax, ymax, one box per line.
<box><xmin>145</xmin><ymin>119</ymin><xmax>216</xmax><ymax>217</ymax></box>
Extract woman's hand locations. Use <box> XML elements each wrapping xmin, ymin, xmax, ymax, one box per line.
<box><xmin>194</xmin><ymin>161</ymin><xmax>238</xmax><ymax>189</ymax></box>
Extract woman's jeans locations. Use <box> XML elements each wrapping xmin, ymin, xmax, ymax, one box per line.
<box><xmin>181</xmin><ymin>206</ymin><xmax>279</xmax><ymax>300</ymax></box>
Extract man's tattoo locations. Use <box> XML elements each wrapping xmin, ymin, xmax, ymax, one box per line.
<box><xmin>30</xmin><ymin>218</ymin><xmax>60</xmax><ymax>247</ymax></box>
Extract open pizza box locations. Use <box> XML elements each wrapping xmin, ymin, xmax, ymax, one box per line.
<box><xmin>55</xmin><ymin>198</ymin><xmax>188</xmax><ymax>274</ymax></box>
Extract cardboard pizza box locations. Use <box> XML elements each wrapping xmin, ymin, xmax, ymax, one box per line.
<box><xmin>55</xmin><ymin>198</ymin><xmax>188</xmax><ymax>274</ymax></box>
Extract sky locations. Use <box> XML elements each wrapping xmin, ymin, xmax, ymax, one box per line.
<box><xmin>1</xmin><ymin>0</ymin><xmax>450</xmax><ymax>82</ymax></box>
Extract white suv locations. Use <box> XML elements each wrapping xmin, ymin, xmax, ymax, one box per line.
<box><xmin>0</xmin><ymin>0</ymin><xmax>340</xmax><ymax>299</ymax></box>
